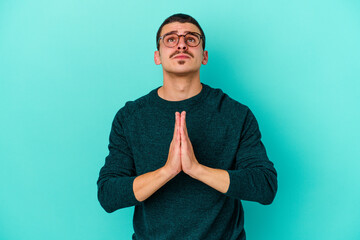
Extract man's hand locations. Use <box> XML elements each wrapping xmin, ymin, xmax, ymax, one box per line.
<box><xmin>163</xmin><ymin>112</ymin><xmax>182</xmax><ymax>177</ymax></box>
<box><xmin>163</xmin><ymin>111</ymin><xmax>200</xmax><ymax>178</ymax></box>
<box><xmin>162</xmin><ymin>111</ymin><xmax>230</xmax><ymax>195</ymax></box>
<box><xmin>179</xmin><ymin>111</ymin><xmax>200</xmax><ymax>177</ymax></box>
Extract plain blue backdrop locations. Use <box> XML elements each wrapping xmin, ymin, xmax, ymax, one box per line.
<box><xmin>1</xmin><ymin>0</ymin><xmax>359</xmax><ymax>239</ymax></box>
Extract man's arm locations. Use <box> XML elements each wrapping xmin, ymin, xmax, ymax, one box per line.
<box><xmin>188</xmin><ymin>109</ymin><xmax>277</xmax><ymax>205</ymax></box>
<box><xmin>191</xmin><ymin>160</ymin><xmax>276</xmax><ymax>205</ymax></box>
<box><xmin>97</xmin><ymin>110</ymin><xmax>181</xmax><ymax>212</ymax></box>
<box><xmin>97</xmin><ymin>110</ymin><xmax>141</xmax><ymax>213</ymax></box>
<box><xmin>132</xmin><ymin>167</ymin><xmax>175</xmax><ymax>202</ymax></box>
<box><xmin>188</xmin><ymin>164</ymin><xmax>230</xmax><ymax>194</ymax></box>
<box><xmin>133</xmin><ymin>112</ymin><xmax>182</xmax><ymax>202</ymax></box>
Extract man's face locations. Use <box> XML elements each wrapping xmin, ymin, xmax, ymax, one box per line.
<box><xmin>154</xmin><ymin>22</ymin><xmax>208</xmax><ymax>75</ymax></box>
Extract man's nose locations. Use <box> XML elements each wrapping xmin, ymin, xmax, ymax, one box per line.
<box><xmin>177</xmin><ymin>36</ymin><xmax>188</xmax><ymax>50</ymax></box>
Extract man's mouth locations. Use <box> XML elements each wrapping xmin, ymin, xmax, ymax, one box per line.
<box><xmin>174</xmin><ymin>54</ymin><xmax>191</xmax><ymax>59</ymax></box>
<box><xmin>170</xmin><ymin>51</ymin><xmax>193</xmax><ymax>58</ymax></box>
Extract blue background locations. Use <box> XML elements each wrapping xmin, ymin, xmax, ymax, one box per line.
<box><xmin>1</xmin><ymin>0</ymin><xmax>359</xmax><ymax>239</ymax></box>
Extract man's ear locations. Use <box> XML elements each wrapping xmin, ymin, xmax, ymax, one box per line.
<box><xmin>154</xmin><ymin>51</ymin><xmax>161</xmax><ymax>65</ymax></box>
<box><xmin>202</xmin><ymin>50</ymin><xmax>208</xmax><ymax>65</ymax></box>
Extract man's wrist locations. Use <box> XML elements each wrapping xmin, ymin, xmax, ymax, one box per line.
<box><xmin>187</xmin><ymin>163</ymin><xmax>204</xmax><ymax>180</ymax></box>
<box><xmin>187</xmin><ymin>163</ymin><xmax>230</xmax><ymax>194</ymax></box>
<box><xmin>160</xmin><ymin>166</ymin><xmax>178</xmax><ymax>180</ymax></box>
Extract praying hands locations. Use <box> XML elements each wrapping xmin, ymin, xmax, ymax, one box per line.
<box><xmin>163</xmin><ymin>111</ymin><xmax>200</xmax><ymax>177</ymax></box>
<box><xmin>163</xmin><ymin>111</ymin><xmax>230</xmax><ymax>193</ymax></box>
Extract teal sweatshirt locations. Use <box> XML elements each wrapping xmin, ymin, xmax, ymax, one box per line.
<box><xmin>97</xmin><ymin>82</ymin><xmax>277</xmax><ymax>240</ymax></box>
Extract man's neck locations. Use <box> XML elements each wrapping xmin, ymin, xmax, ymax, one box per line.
<box><xmin>158</xmin><ymin>72</ymin><xmax>202</xmax><ymax>101</ymax></box>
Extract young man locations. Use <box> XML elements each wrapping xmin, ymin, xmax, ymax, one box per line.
<box><xmin>97</xmin><ymin>13</ymin><xmax>277</xmax><ymax>240</ymax></box>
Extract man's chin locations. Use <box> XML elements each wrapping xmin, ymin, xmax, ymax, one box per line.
<box><xmin>169</xmin><ymin>69</ymin><xmax>198</xmax><ymax>76</ymax></box>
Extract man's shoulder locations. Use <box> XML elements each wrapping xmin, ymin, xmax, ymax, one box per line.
<box><xmin>205</xmin><ymin>83</ymin><xmax>250</xmax><ymax>114</ymax></box>
<box><xmin>114</xmin><ymin>88</ymin><xmax>156</xmax><ymax>120</ymax></box>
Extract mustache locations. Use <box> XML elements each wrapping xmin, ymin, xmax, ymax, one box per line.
<box><xmin>169</xmin><ymin>51</ymin><xmax>193</xmax><ymax>58</ymax></box>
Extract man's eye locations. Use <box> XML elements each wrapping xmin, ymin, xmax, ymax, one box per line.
<box><xmin>186</xmin><ymin>37</ymin><xmax>196</xmax><ymax>42</ymax></box>
<box><xmin>166</xmin><ymin>37</ymin><xmax>176</xmax><ymax>42</ymax></box>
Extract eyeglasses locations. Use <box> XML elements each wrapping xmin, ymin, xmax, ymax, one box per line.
<box><xmin>158</xmin><ymin>32</ymin><xmax>204</xmax><ymax>48</ymax></box>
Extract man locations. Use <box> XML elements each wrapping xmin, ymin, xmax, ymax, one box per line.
<box><xmin>97</xmin><ymin>13</ymin><xmax>277</xmax><ymax>240</ymax></box>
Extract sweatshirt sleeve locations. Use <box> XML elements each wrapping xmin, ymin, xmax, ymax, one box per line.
<box><xmin>224</xmin><ymin>108</ymin><xmax>278</xmax><ymax>205</ymax></box>
<box><xmin>97</xmin><ymin>110</ymin><xmax>141</xmax><ymax>213</ymax></box>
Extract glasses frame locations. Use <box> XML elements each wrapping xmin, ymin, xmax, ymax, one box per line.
<box><xmin>158</xmin><ymin>32</ymin><xmax>204</xmax><ymax>48</ymax></box>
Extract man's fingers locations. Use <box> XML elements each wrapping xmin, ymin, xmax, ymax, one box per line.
<box><xmin>173</xmin><ymin>112</ymin><xmax>179</xmax><ymax>140</ymax></box>
<box><xmin>177</xmin><ymin>125</ymin><xmax>180</xmax><ymax>143</ymax></box>
<box><xmin>176</xmin><ymin>112</ymin><xmax>180</xmax><ymax>143</ymax></box>
<box><xmin>181</xmin><ymin>111</ymin><xmax>189</xmax><ymax>138</ymax></box>
<box><xmin>180</xmin><ymin>111</ymin><xmax>187</xmax><ymax>146</ymax></box>
<box><xmin>178</xmin><ymin>111</ymin><xmax>181</xmax><ymax>130</ymax></box>
<box><xmin>181</xmin><ymin>126</ymin><xmax>186</xmax><ymax>145</ymax></box>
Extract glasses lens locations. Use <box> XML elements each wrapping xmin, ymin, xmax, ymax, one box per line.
<box><xmin>185</xmin><ymin>33</ymin><xmax>200</xmax><ymax>47</ymax></box>
<box><xmin>163</xmin><ymin>34</ymin><xmax>178</xmax><ymax>47</ymax></box>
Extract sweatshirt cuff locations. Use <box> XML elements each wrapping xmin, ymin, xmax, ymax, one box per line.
<box><xmin>224</xmin><ymin>169</ymin><xmax>248</xmax><ymax>200</ymax></box>
<box><xmin>125</xmin><ymin>176</ymin><xmax>142</xmax><ymax>206</ymax></box>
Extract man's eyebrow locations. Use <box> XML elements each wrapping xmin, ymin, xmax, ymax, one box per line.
<box><xmin>162</xmin><ymin>30</ymin><xmax>192</xmax><ymax>35</ymax></box>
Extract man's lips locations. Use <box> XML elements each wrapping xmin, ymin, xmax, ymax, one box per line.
<box><xmin>170</xmin><ymin>51</ymin><xmax>193</xmax><ymax>58</ymax></box>
<box><xmin>173</xmin><ymin>54</ymin><xmax>191</xmax><ymax>59</ymax></box>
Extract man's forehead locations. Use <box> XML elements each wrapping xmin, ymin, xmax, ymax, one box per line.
<box><xmin>160</xmin><ymin>22</ymin><xmax>201</xmax><ymax>36</ymax></box>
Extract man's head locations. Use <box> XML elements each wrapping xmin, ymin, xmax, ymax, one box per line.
<box><xmin>156</xmin><ymin>13</ymin><xmax>206</xmax><ymax>51</ymax></box>
<box><xmin>154</xmin><ymin>13</ymin><xmax>208</xmax><ymax>76</ymax></box>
